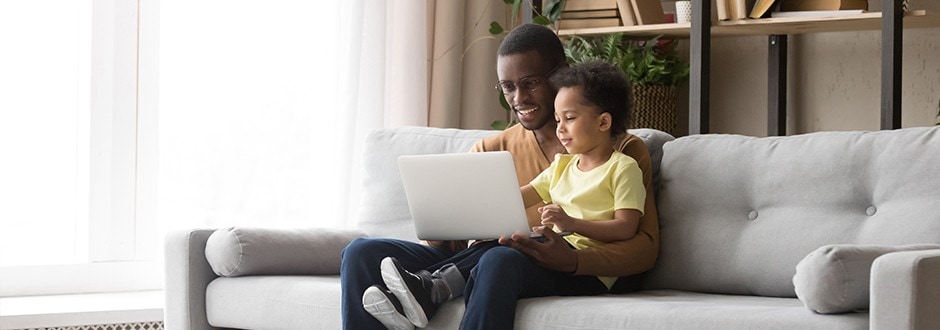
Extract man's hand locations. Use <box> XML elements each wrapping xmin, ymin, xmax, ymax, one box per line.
<box><xmin>498</xmin><ymin>226</ymin><xmax>578</xmax><ymax>273</ymax></box>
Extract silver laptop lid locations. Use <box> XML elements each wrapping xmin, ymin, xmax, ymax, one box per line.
<box><xmin>397</xmin><ymin>151</ymin><xmax>531</xmax><ymax>240</ymax></box>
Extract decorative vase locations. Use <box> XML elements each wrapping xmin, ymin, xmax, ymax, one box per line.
<box><xmin>675</xmin><ymin>1</ymin><xmax>692</xmax><ymax>24</ymax></box>
<box><xmin>631</xmin><ymin>84</ymin><xmax>678</xmax><ymax>136</ymax></box>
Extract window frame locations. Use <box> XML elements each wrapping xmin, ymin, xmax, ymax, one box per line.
<box><xmin>0</xmin><ymin>0</ymin><xmax>159</xmax><ymax>297</ymax></box>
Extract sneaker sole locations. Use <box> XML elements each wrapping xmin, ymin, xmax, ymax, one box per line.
<box><xmin>381</xmin><ymin>258</ymin><xmax>430</xmax><ymax>328</ymax></box>
<box><xmin>362</xmin><ymin>286</ymin><xmax>414</xmax><ymax>330</ymax></box>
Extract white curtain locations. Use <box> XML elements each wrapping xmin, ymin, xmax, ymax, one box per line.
<box><xmin>157</xmin><ymin>0</ymin><xmax>429</xmax><ymax>235</ymax></box>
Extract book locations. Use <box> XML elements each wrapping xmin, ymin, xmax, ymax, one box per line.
<box><xmin>560</xmin><ymin>0</ymin><xmax>624</xmax><ymax>29</ymax></box>
<box><xmin>769</xmin><ymin>9</ymin><xmax>865</xmax><ymax>18</ymax></box>
<box><xmin>561</xmin><ymin>9</ymin><xmax>620</xmax><ymax>19</ymax></box>
<box><xmin>717</xmin><ymin>0</ymin><xmax>730</xmax><ymax>21</ymax></box>
<box><xmin>749</xmin><ymin>0</ymin><xmax>778</xmax><ymax>19</ymax></box>
<box><xmin>557</xmin><ymin>18</ymin><xmax>624</xmax><ymax>29</ymax></box>
<box><xmin>564</xmin><ymin>0</ymin><xmax>618</xmax><ymax>12</ymax></box>
<box><xmin>630</xmin><ymin>0</ymin><xmax>667</xmax><ymax>25</ymax></box>
<box><xmin>728</xmin><ymin>0</ymin><xmax>746</xmax><ymax>20</ymax></box>
<box><xmin>615</xmin><ymin>0</ymin><xmax>638</xmax><ymax>25</ymax></box>
<box><xmin>779</xmin><ymin>0</ymin><xmax>868</xmax><ymax>11</ymax></box>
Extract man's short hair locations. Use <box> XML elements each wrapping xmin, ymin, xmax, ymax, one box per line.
<box><xmin>497</xmin><ymin>23</ymin><xmax>566</xmax><ymax>68</ymax></box>
<box><xmin>551</xmin><ymin>61</ymin><xmax>632</xmax><ymax>136</ymax></box>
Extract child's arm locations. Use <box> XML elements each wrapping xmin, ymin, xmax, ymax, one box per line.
<box><xmin>539</xmin><ymin>206</ymin><xmax>640</xmax><ymax>242</ymax></box>
<box><xmin>520</xmin><ymin>184</ymin><xmax>544</xmax><ymax>209</ymax></box>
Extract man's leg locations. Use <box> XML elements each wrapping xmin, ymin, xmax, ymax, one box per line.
<box><xmin>459</xmin><ymin>246</ymin><xmax>608</xmax><ymax>330</ymax></box>
<box><xmin>377</xmin><ymin>240</ymin><xmax>504</xmax><ymax>327</ymax></box>
<box><xmin>340</xmin><ymin>237</ymin><xmax>454</xmax><ymax>330</ymax></box>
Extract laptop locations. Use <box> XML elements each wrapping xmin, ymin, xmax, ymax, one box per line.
<box><xmin>397</xmin><ymin>151</ymin><xmax>533</xmax><ymax>240</ymax></box>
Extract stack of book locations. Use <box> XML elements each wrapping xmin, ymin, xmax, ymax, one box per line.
<box><xmin>714</xmin><ymin>0</ymin><xmax>869</xmax><ymax>20</ymax></box>
<box><xmin>749</xmin><ymin>0</ymin><xmax>777</xmax><ymax>18</ymax></box>
<box><xmin>771</xmin><ymin>0</ymin><xmax>868</xmax><ymax>18</ymax></box>
<box><xmin>556</xmin><ymin>0</ymin><xmax>666</xmax><ymax>29</ymax></box>
<box><xmin>716</xmin><ymin>0</ymin><xmax>758</xmax><ymax>21</ymax></box>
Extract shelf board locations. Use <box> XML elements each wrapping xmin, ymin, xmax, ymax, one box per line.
<box><xmin>557</xmin><ymin>10</ymin><xmax>938</xmax><ymax>38</ymax></box>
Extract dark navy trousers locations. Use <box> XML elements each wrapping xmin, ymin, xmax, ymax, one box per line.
<box><xmin>340</xmin><ymin>237</ymin><xmax>607</xmax><ymax>329</ymax></box>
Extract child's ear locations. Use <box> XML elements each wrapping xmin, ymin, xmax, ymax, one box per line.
<box><xmin>598</xmin><ymin>112</ymin><xmax>612</xmax><ymax>132</ymax></box>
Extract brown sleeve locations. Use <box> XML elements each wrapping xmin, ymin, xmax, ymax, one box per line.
<box><xmin>573</xmin><ymin>134</ymin><xmax>660</xmax><ymax>276</ymax></box>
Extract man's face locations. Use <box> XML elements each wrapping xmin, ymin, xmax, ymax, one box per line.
<box><xmin>496</xmin><ymin>51</ymin><xmax>558</xmax><ymax>131</ymax></box>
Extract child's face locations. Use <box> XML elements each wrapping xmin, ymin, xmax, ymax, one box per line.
<box><xmin>554</xmin><ymin>87</ymin><xmax>611</xmax><ymax>155</ymax></box>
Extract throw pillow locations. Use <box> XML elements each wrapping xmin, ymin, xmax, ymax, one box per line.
<box><xmin>205</xmin><ymin>227</ymin><xmax>367</xmax><ymax>277</ymax></box>
<box><xmin>793</xmin><ymin>243</ymin><xmax>940</xmax><ymax>314</ymax></box>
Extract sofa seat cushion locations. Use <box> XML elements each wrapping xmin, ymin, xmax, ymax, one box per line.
<box><xmin>205</xmin><ymin>275</ymin><xmax>867</xmax><ymax>329</ymax></box>
<box><xmin>206</xmin><ymin>276</ymin><xmax>343</xmax><ymax>329</ymax></box>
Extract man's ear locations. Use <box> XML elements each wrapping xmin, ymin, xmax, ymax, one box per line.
<box><xmin>598</xmin><ymin>112</ymin><xmax>612</xmax><ymax>132</ymax></box>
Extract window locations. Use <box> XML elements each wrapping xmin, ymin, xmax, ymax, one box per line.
<box><xmin>1</xmin><ymin>0</ymin><xmax>349</xmax><ymax>296</ymax></box>
<box><xmin>0</xmin><ymin>0</ymin><xmax>93</xmax><ymax>268</ymax></box>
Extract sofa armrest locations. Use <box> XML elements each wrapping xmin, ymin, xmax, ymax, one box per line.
<box><xmin>164</xmin><ymin>229</ymin><xmax>222</xmax><ymax>330</ymax></box>
<box><xmin>204</xmin><ymin>227</ymin><xmax>367</xmax><ymax>277</ymax></box>
<box><xmin>870</xmin><ymin>249</ymin><xmax>940</xmax><ymax>330</ymax></box>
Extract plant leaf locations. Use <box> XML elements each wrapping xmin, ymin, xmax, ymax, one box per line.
<box><xmin>533</xmin><ymin>15</ymin><xmax>551</xmax><ymax>25</ymax></box>
<box><xmin>491</xmin><ymin>120</ymin><xmax>511</xmax><ymax>130</ymax></box>
<box><xmin>498</xmin><ymin>90</ymin><xmax>511</xmax><ymax>111</ymax></box>
<box><xmin>489</xmin><ymin>21</ymin><xmax>504</xmax><ymax>35</ymax></box>
<box><xmin>543</xmin><ymin>0</ymin><xmax>566</xmax><ymax>23</ymax></box>
<box><xmin>561</xmin><ymin>33</ymin><xmax>689</xmax><ymax>86</ymax></box>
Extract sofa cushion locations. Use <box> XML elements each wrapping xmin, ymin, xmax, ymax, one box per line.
<box><xmin>205</xmin><ymin>227</ymin><xmax>366</xmax><ymax>277</ymax></box>
<box><xmin>793</xmin><ymin>243</ymin><xmax>940</xmax><ymax>314</ymax></box>
<box><xmin>644</xmin><ymin>126</ymin><xmax>940</xmax><ymax>297</ymax></box>
<box><xmin>627</xmin><ymin>128</ymin><xmax>674</xmax><ymax>194</ymax></box>
<box><xmin>358</xmin><ymin>127</ymin><xmax>499</xmax><ymax>240</ymax></box>
<box><xmin>206</xmin><ymin>276</ymin><xmax>343</xmax><ymax>329</ymax></box>
<box><xmin>205</xmin><ymin>276</ymin><xmax>868</xmax><ymax>330</ymax></box>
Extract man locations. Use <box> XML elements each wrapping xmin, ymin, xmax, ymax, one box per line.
<box><xmin>340</xmin><ymin>23</ymin><xmax>659</xmax><ymax>329</ymax></box>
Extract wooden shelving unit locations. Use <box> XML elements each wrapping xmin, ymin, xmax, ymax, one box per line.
<box><xmin>558</xmin><ymin>10</ymin><xmax>935</xmax><ymax>38</ymax></box>
<box><xmin>557</xmin><ymin>3</ymin><xmax>940</xmax><ymax>135</ymax></box>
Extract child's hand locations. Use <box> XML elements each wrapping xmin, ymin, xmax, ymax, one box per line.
<box><xmin>539</xmin><ymin>204</ymin><xmax>575</xmax><ymax>232</ymax></box>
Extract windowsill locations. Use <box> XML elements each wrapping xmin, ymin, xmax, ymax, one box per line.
<box><xmin>0</xmin><ymin>290</ymin><xmax>163</xmax><ymax>330</ymax></box>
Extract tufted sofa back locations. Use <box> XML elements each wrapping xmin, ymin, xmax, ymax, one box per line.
<box><xmin>643</xmin><ymin>126</ymin><xmax>940</xmax><ymax>297</ymax></box>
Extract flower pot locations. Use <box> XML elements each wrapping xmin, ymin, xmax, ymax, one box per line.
<box><xmin>631</xmin><ymin>84</ymin><xmax>678</xmax><ymax>136</ymax></box>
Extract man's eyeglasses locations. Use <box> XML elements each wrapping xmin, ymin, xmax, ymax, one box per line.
<box><xmin>494</xmin><ymin>64</ymin><xmax>560</xmax><ymax>96</ymax></box>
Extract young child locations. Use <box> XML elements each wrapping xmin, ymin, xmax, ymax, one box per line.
<box><xmin>369</xmin><ymin>60</ymin><xmax>646</xmax><ymax>329</ymax></box>
<box><xmin>518</xmin><ymin>60</ymin><xmax>646</xmax><ymax>288</ymax></box>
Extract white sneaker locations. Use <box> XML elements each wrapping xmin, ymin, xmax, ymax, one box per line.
<box><xmin>362</xmin><ymin>285</ymin><xmax>414</xmax><ymax>330</ymax></box>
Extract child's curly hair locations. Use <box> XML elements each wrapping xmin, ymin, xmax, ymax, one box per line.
<box><xmin>550</xmin><ymin>61</ymin><xmax>632</xmax><ymax>136</ymax></box>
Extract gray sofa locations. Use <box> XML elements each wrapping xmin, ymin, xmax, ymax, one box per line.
<box><xmin>165</xmin><ymin>125</ymin><xmax>940</xmax><ymax>329</ymax></box>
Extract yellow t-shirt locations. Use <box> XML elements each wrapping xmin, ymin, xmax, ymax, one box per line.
<box><xmin>529</xmin><ymin>151</ymin><xmax>646</xmax><ymax>289</ymax></box>
<box><xmin>473</xmin><ymin>125</ymin><xmax>660</xmax><ymax>281</ymax></box>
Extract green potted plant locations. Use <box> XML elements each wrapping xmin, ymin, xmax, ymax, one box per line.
<box><xmin>563</xmin><ymin>33</ymin><xmax>690</xmax><ymax>136</ymax></box>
